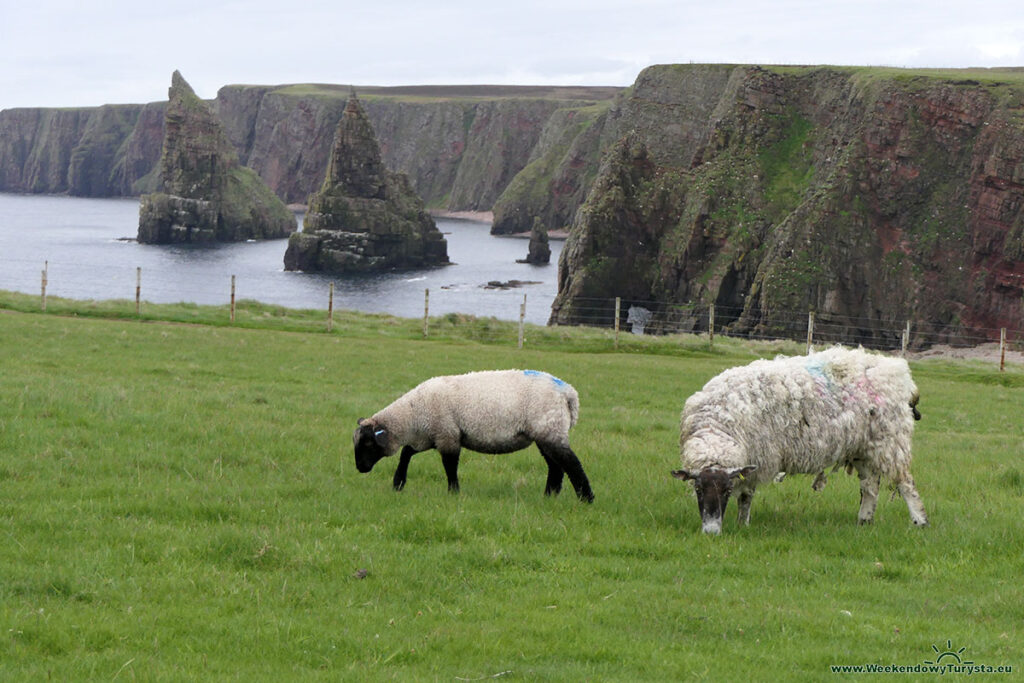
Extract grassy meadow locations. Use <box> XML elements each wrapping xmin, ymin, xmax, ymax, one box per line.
<box><xmin>1</xmin><ymin>303</ymin><xmax>1021</xmax><ymax>680</ymax></box>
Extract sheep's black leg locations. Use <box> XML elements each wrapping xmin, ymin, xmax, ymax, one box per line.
<box><xmin>541</xmin><ymin>443</ymin><xmax>593</xmax><ymax>503</ymax></box>
<box><xmin>539</xmin><ymin>451</ymin><xmax>565</xmax><ymax>496</ymax></box>
<box><xmin>392</xmin><ymin>445</ymin><xmax>417</xmax><ymax>491</ymax></box>
<box><xmin>440</xmin><ymin>449</ymin><xmax>461</xmax><ymax>493</ymax></box>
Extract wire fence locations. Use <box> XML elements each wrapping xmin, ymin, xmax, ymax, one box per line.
<box><xmin>4</xmin><ymin>259</ymin><xmax>1022</xmax><ymax>368</ymax></box>
<box><xmin>559</xmin><ymin>296</ymin><xmax>1022</xmax><ymax>358</ymax></box>
<box><xmin>555</xmin><ymin>297</ymin><xmax>1022</xmax><ymax>351</ymax></box>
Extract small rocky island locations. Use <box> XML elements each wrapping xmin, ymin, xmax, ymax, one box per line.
<box><xmin>517</xmin><ymin>216</ymin><xmax>551</xmax><ymax>264</ymax></box>
<box><xmin>284</xmin><ymin>94</ymin><xmax>449</xmax><ymax>273</ymax></box>
<box><xmin>137</xmin><ymin>71</ymin><xmax>296</xmax><ymax>244</ymax></box>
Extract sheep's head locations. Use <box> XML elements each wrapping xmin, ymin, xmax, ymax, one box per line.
<box><xmin>671</xmin><ymin>466</ymin><xmax>757</xmax><ymax>534</ymax></box>
<box><xmin>353</xmin><ymin>419</ymin><xmax>390</xmax><ymax>473</ymax></box>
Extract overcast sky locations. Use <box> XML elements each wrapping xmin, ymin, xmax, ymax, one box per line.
<box><xmin>2</xmin><ymin>0</ymin><xmax>1023</xmax><ymax>111</ymax></box>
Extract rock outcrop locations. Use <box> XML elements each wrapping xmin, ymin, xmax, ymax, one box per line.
<box><xmin>550</xmin><ymin>65</ymin><xmax>1024</xmax><ymax>344</ymax></box>
<box><xmin>518</xmin><ymin>217</ymin><xmax>551</xmax><ymax>264</ymax></box>
<box><xmin>551</xmin><ymin>134</ymin><xmax>659</xmax><ymax>327</ymax></box>
<box><xmin>283</xmin><ymin>95</ymin><xmax>448</xmax><ymax>272</ymax></box>
<box><xmin>137</xmin><ymin>71</ymin><xmax>296</xmax><ymax>244</ymax></box>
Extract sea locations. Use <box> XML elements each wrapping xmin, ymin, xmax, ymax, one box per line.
<box><xmin>0</xmin><ymin>193</ymin><xmax>561</xmax><ymax>325</ymax></box>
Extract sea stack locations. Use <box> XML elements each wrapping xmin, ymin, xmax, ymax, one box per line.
<box><xmin>522</xmin><ymin>216</ymin><xmax>551</xmax><ymax>264</ymax></box>
<box><xmin>137</xmin><ymin>71</ymin><xmax>296</xmax><ymax>243</ymax></box>
<box><xmin>284</xmin><ymin>93</ymin><xmax>449</xmax><ymax>273</ymax></box>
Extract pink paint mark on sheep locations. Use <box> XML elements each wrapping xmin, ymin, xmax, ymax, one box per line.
<box><xmin>853</xmin><ymin>376</ymin><xmax>886</xmax><ymax>406</ymax></box>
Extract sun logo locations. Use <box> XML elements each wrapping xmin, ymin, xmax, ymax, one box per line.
<box><xmin>924</xmin><ymin>640</ymin><xmax>974</xmax><ymax>666</ymax></box>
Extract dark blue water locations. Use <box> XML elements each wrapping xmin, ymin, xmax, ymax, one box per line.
<box><xmin>0</xmin><ymin>193</ymin><xmax>561</xmax><ymax>324</ymax></box>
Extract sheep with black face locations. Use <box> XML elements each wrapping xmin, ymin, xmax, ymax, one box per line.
<box><xmin>672</xmin><ymin>347</ymin><xmax>928</xmax><ymax>534</ymax></box>
<box><xmin>353</xmin><ymin>369</ymin><xmax>594</xmax><ymax>501</ymax></box>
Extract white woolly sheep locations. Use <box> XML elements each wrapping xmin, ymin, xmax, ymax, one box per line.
<box><xmin>671</xmin><ymin>346</ymin><xmax>928</xmax><ymax>533</ymax></box>
<box><xmin>353</xmin><ymin>369</ymin><xmax>594</xmax><ymax>501</ymax></box>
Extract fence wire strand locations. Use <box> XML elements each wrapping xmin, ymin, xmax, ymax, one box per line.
<box><xmin>3</xmin><ymin>261</ymin><xmax>1022</xmax><ymax>358</ymax></box>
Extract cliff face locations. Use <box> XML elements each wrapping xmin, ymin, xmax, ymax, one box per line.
<box><xmin>283</xmin><ymin>95</ymin><xmax>448</xmax><ymax>272</ymax></box>
<box><xmin>0</xmin><ymin>108</ymin><xmax>90</xmax><ymax>193</ymax></box>
<box><xmin>137</xmin><ymin>72</ymin><xmax>296</xmax><ymax>244</ymax></box>
<box><xmin>224</xmin><ymin>86</ymin><xmax>613</xmax><ymax>209</ymax></box>
<box><xmin>0</xmin><ymin>84</ymin><xmax>618</xmax><ymax>214</ymax></box>
<box><xmin>109</xmin><ymin>101</ymin><xmax>166</xmax><ymax>195</ymax></box>
<box><xmin>492</xmin><ymin>64</ymin><xmax>744</xmax><ymax>235</ymax></box>
<box><xmin>67</xmin><ymin>105</ymin><xmax>142</xmax><ymax>196</ymax></box>
<box><xmin>0</xmin><ymin>102</ymin><xmax>166</xmax><ymax>196</ymax></box>
<box><xmin>490</xmin><ymin>104</ymin><xmax>608</xmax><ymax>234</ymax></box>
<box><xmin>549</xmin><ymin>65</ymin><xmax>1024</xmax><ymax>343</ymax></box>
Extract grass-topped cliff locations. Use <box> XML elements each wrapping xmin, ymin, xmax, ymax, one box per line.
<box><xmin>547</xmin><ymin>64</ymin><xmax>1024</xmax><ymax>345</ymax></box>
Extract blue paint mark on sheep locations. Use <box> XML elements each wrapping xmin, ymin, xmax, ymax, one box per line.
<box><xmin>805</xmin><ymin>358</ymin><xmax>827</xmax><ymax>379</ymax></box>
<box><xmin>805</xmin><ymin>358</ymin><xmax>836</xmax><ymax>397</ymax></box>
<box><xmin>523</xmin><ymin>369</ymin><xmax>566</xmax><ymax>386</ymax></box>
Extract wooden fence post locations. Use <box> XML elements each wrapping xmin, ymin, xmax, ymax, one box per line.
<box><xmin>230</xmin><ymin>275</ymin><xmax>236</xmax><ymax>323</ymax></box>
<box><xmin>135</xmin><ymin>267</ymin><xmax>142</xmax><ymax>315</ymax></box>
<box><xmin>614</xmin><ymin>297</ymin><xmax>621</xmax><ymax>350</ymax></box>
<box><xmin>1000</xmin><ymin>328</ymin><xmax>1007</xmax><ymax>373</ymax></box>
<box><xmin>423</xmin><ymin>288</ymin><xmax>429</xmax><ymax>339</ymax></box>
<box><xmin>327</xmin><ymin>282</ymin><xmax>335</xmax><ymax>332</ymax></box>
<box><xmin>41</xmin><ymin>261</ymin><xmax>48</xmax><ymax>312</ymax></box>
<box><xmin>708</xmin><ymin>303</ymin><xmax>715</xmax><ymax>349</ymax></box>
<box><xmin>518</xmin><ymin>295</ymin><xmax>526</xmax><ymax>349</ymax></box>
<box><xmin>806</xmin><ymin>310</ymin><xmax>815</xmax><ymax>354</ymax></box>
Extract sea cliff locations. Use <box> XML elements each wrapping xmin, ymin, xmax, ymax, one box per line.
<box><xmin>547</xmin><ymin>65</ymin><xmax>1024</xmax><ymax>343</ymax></box>
<box><xmin>0</xmin><ymin>84</ymin><xmax>619</xmax><ymax>214</ymax></box>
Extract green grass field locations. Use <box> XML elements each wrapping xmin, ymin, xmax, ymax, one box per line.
<box><xmin>1</xmin><ymin>304</ymin><xmax>1020</xmax><ymax>680</ymax></box>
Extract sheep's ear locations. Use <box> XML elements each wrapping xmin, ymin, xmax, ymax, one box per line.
<box><xmin>671</xmin><ymin>469</ymin><xmax>698</xmax><ymax>481</ymax></box>
<box><xmin>373</xmin><ymin>427</ymin><xmax>389</xmax><ymax>447</ymax></box>
<box><xmin>728</xmin><ymin>466</ymin><xmax>757</xmax><ymax>480</ymax></box>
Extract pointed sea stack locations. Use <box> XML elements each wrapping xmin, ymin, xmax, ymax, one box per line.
<box><xmin>137</xmin><ymin>71</ymin><xmax>296</xmax><ymax>243</ymax></box>
<box><xmin>284</xmin><ymin>94</ymin><xmax>448</xmax><ymax>273</ymax></box>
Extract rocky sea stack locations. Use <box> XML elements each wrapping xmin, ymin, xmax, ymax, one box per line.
<box><xmin>137</xmin><ymin>71</ymin><xmax>296</xmax><ymax>244</ymax></box>
<box><xmin>518</xmin><ymin>216</ymin><xmax>551</xmax><ymax>264</ymax></box>
<box><xmin>284</xmin><ymin>94</ymin><xmax>449</xmax><ymax>273</ymax></box>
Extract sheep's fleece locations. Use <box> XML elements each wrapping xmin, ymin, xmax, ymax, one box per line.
<box><xmin>674</xmin><ymin>346</ymin><xmax>928</xmax><ymax>532</ymax></box>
